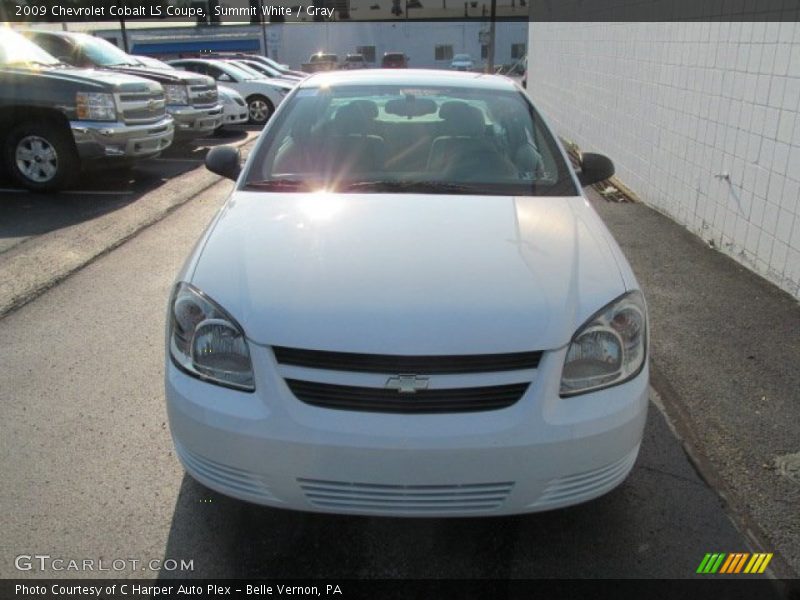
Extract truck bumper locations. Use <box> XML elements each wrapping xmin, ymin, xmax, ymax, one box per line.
<box><xmin>71</xmin><ymin>116</ymin><xmax>174</xmax><ymax>160</ymax></box>
<box><xmin>170</xmin><ymin>105</ymin><xmax>224</xmax><ymax>140</ymax></box>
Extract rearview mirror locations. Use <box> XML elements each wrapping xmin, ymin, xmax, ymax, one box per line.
<box><xmin>205</xmin><ymin>146</ymin><xmax>241</xmax><ymax>181</ymax></box>
<box><xmin>577</xmin><ymin>152</ymin><xmax>614</xmax><ymax>187</ymax></box>
<box><xmin>384</xmin><ymin>97</ymin><xmax>437</xmax><ymax>118</ymax></box>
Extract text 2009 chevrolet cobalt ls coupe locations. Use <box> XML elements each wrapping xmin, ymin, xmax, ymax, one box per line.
<box><xmin>166</xmin><ymin>70</ymin><xmax>648</xmax><ymax>516</ymax></box>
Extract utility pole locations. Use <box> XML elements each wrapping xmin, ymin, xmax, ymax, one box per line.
<box><xmin>257</xmin><ymin>0</ymin><xmax>269</xmax><ymax>57</ymax></box>
<box><xmin>486</xmin><ymin>0</ymin><xmax>496</xmax><ymax>72</ymax></box>
<box><xmin>119</xmin><ymin>16</ymin><xmax>129</xmax><ymax>52</ymax></box>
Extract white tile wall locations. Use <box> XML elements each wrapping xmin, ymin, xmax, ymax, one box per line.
<box><xmin>527</xmin><ymin>22</ymin><xmax>800</xmax><ymax>299</ymax></box>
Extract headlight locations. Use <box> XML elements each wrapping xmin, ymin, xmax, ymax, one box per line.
<box><xmin>163</xmin><ymin>84</ymin><xmax>189</xmax><ymax>105</ymax></box>
<box><xmin>168</xmin><ymin>283</ymin><xmax>254</xmax><ymax>391</ymax></box>
<box><xmin>221</xmin><ymin>93</ymin><xmax>234</xmax><ymax>105</ymax></box>
<box><xmin>75</xmin><ymin>92</ymin><xmax>116</xmax><ymax>121</ymax></box>
<box><xmin>560</xmin><ymin>290</ymin><xmax>647</xmax><ymax>397</ymax></box>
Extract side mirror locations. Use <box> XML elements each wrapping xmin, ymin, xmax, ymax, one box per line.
<box><xmin>217</xmin><ymin>73</ymin><xmax>233</xmax><ymax>82</ymax></box>
<box><xmin>577</xmin><ymin>152</ymin><xmax>614</xmax><ymax>187</ymax></box>
<box><xmin>205</xmin><ymin>146</ymin><xmax>241</xmax><ymax>181</ymax></box>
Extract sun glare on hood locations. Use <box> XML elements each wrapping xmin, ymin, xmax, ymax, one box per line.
<box><xmin>298</xmin><ymin>190</ymin><xmax>345</xmax><ymax>221</ymax></box>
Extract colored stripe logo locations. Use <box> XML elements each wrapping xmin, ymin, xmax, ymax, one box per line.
<box><xmin>697</xmin><ymin>553</ymin><xmax>773</xmax><ymax>574</ymax></box>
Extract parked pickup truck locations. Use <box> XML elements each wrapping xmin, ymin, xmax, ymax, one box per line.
<box><xmin>24</xmin><ymin>30</ymin><xmax>223</xmax><ymax>143</ymax></box>
<box><xmin>301</xmin><ymin>53</ymin><xmax>338</xmax><ymax>73</ymax></box>
<box><xmin>0</xmin><ymin>28</ymin><xmax>174</xmax><ymax>192</ymax></box>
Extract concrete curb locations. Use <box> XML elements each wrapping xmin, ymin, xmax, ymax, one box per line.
<box><xmin>0</xmin><ymin>136</ymin><xmax>254</xmax><ymax>320</ymax></box>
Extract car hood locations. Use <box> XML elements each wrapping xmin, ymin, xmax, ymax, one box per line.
<box><xmin>190</xmin><ymin>193</ymin><xmax>627</xmax><ymax>354</ymax></box>
<box><xmin>2</xmin><ymin>65</ymin><xmax>163</xmax><ymax>92</ymax></box>
<box><xmin>108</xmin><ymin>65</ymin><xmax>214</xmax><ymax>87</ymax></box>
<box><xmin>258</xmin><ymin>78</ymin><xmax>295</xmax><ymax>89</ymax></box>
<box><xmin>217</xmin><ymin>85</ymin><xmax>242</xmax><ymax>100</ymax></box>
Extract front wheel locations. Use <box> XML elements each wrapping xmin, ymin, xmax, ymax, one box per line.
<box><xmin>4</xmin><ymin>121</ymin><xmax>78</xmax><ymax>192</ymax></box>
<box><xmin>246</xmin><ymin>95</ymin><xmax>274</xmax><ymax>125</ymax></box>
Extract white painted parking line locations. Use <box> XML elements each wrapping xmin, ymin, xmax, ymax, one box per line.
<box><xmin>0</xmin><ymin>188</ymin><xmax>28</xmax><ymax>194</ymax></box>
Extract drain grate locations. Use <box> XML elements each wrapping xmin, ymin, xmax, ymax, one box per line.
<box><xmin>774</xmin><ymin>452</ymin><xmax>800</xmax><ymax>485</ymax></box>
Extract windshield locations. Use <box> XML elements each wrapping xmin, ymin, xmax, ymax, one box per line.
<box><xmin>0</xmin><ymin>29</ymin><xmax>61</xmax><ymax>67</ymax></box>
<box><xmin>263</xmin><ymin>56</ymin><xmax>290</xmax><ymax>72</ymax></box>
<box><xmin>218</xmin><ymin>61</ymin><xmax>256</xmax><ymax>81</ymax></box>
<box><xmin>244</xmin><ymin>84</ymin><xmax>577</xmax><ymax>196</ymax></box>
<box><xmin>230</xmin><ymin>61</ymin><xmax>266</xmax><ymax>79</ymax></box>
<box><xmin>241</xmin><ymin>60</ymin><xmax>280</xmax><ymax>77</ymax></box>
<box><xmin>135</xmin><ymin>55</ymin><xmax>173</xmax><ymax>70</ymax></box>
<box><xmin>75</xmin><ymin>34</ymin><xmax>139</xmax><ymax>67</ymax></box>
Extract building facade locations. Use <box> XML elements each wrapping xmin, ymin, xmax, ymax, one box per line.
<box><xmin>527</xmin><ymin>21</ymin><xmax>800</xmax><ymax>299</ymax></box>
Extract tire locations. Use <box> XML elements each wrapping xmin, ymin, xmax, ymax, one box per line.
<box><xmin>4</xmin><ymin>121</ymin><xmax>78</xmax><ymax>192</ymax></box>
<box><xmin>246</xmin><ymin>95</ymin><xmax>274</xmax><ymax>125</ymax></box>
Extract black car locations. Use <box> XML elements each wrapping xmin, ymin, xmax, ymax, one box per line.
<box><xmin>381</xmin><ymin>52</ymin><xmax>408</xmax><ymax>68</ymax></box>
<box><xmin>24</xmin><ymin>31</ymin><xmax>222</xmax><ymax>142</ymax></box>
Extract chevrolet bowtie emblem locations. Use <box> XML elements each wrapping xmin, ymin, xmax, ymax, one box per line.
<box><xmin>385</xmin><ymin>374</ymin><xmax>429</xmax><ymax>394</ymax></box>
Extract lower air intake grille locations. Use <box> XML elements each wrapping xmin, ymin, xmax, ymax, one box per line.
<box><xmin>299</xmin><ymin>478</ymin><xmax>514</xmax><ymax>514</ymax></box>
<box><xmin>285</xmin><ymin>379</ymin><xmax>528</xmax><ymax>413</ymax></box>
<box><xmin>273</xmin><ymin>346</ymin><xmax>542</xmax><ymax>374</ymax></box>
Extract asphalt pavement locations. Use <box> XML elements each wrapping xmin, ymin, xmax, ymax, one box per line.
<box><xmin>0</xmin><ymin>127</ymin><xmax>259</xmax><ymax>318</ymax></box>
<box><xmin>0</xmin><ymin>170</ymin><xmax>776</xmax><ymax>582</ymax></box>
<box><xmin>592</xmin><ymin>195</ymin><xmax>800</xmax><ymax>578</ymax></box>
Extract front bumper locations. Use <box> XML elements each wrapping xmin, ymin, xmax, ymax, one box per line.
<box><xmin>170</xmin><ymin>104</ymin><xmax>224</xmax><ymax>139</ymax></box>
<box><xmin>166</xmin><ymin>345</ymin><xmax>649</xmax><ymax>517</ymax></box>
<box><xmin>72</xmin><ymin>116</ymin><xmax>174</xmax><ymax>160</ymax></box>
<box><xmin>221</xmin><ymin>103</ymin><xmax>249</xmax><ymax>126</ymax></box>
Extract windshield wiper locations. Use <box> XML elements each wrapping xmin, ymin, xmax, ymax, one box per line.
<box><xmin>243</xmin><ymin>179</ymin><xmax>318</xmax><ymax>191</ymax></box>
<box><xmin>341</xmin><ymin>180</ymin><xmax>489</xmax><ymax>194</ymax></box>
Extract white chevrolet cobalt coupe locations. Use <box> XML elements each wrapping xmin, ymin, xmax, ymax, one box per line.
<box><xmin>166</xmin><ymin>70</ymin><xmax>649</xmax><ymax>517</ymax></box>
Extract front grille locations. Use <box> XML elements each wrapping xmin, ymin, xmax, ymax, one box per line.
<box><xmin>285</xmin><ymin>379</ymin><xmax>528</xmax><ymax>413</ymax></box>
<box><xmin>118</xmin><ymin>91</ymin><xmax>166</xmax><ymax>124</ymax></box>
<box><xmin>273</xmin><ymin>346</ymin><xmax>542</xmax><ymax>374</ymax></box>
<box><xmin>299</xmin><ymin>478</ymin><xmax>514</xmax><ymax>514</ymax></box>
<box><xmin>190</xmin><ymin>85</ymin><xmax>219</xmax><ymax>108</ymax></box>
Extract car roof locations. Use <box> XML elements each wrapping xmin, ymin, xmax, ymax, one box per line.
<box><xmin>172</xmin><ymin>58</ymin><xmax>225</xmax><ymax>67</ymax></box>
<box><xmin>300</xmin><ymin>68</ymin><xmax>517</xmax><ymax>91</ymax></box>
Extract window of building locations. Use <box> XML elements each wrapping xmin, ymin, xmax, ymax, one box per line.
<box><xmin>481</xmin><ymin>44</ymin><xmax>488</xmax><ymax>59</ymax></box>
<box><xmin>435</xmin><ymin>44</ymin><xmax>453</xmax><ymax>61</ymax></box>
<box><xmin>511</xmin><ymin>43</ymin><xmax>526</xmax><ymax>59</ymax></box>
<box><xmin>356</xmin><ymin>45</ymin><xmax>376</xmax><ymax>63</ymax></box>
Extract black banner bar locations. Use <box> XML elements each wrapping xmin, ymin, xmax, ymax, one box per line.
<box><xmin>2</xmin><ymin>579</ymin><xmax>799</xmax><ymax>600</ymax></box>
<box><xmin>1</xmin><ymin>0</ymin><xmax>800</xmax><ymax>22</ymax></box>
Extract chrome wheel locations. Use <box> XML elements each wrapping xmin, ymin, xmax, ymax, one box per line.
<box><xmin>15</xmin><ymin>135</ymin><xmax>58</xmax><ymax>183</ymax></box>
<box><xmin>248</xmin><ymin>98</ymin><xmax>270</xmax><ymax>123</ymax></box>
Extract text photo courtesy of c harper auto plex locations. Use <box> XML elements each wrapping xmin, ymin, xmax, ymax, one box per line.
<box><xmin>0</xmin><ymin>1</ymin><xmax>799</xmax><ymax>599</ymax></box>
